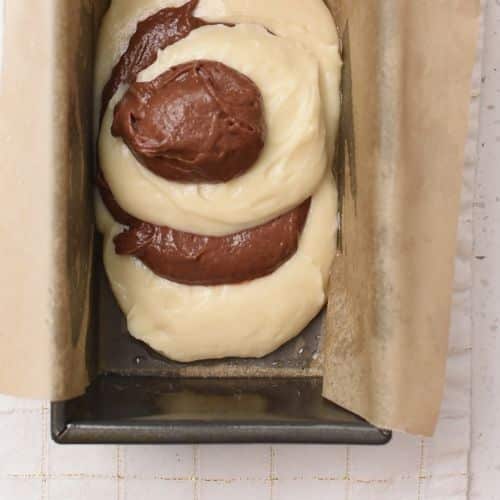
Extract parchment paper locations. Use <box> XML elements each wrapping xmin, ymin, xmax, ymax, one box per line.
<box><xmin>322</xmin><ymin>0</ymin><xmax>480</xmax><ymax>436</ymax></box>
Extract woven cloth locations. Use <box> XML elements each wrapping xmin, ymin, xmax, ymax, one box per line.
<box><xmin>0</xmin><ymin>3</ymin><xmax>484</xmax><ymax>499</ymax></box>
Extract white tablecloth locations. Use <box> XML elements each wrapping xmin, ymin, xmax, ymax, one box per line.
<box><xmin>0</xmin><ymin>0</ymin><xmax>498</xmax><ymax>498</ymax></box>
<box><xmin>469</xmin><ymin>0</ymin><xmax>500</xmax><ymax>497</ymax></box>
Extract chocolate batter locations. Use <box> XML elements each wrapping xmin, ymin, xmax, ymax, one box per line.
<box><xmin>114</xmin><ymin>200</ymin><xmax>310</xmax><ymax>287</ymax></box>
<box><xmin>99</xmin><ymin>174</ymin><xmax>310</xmax><ymax>286</ymax></box>
<box><xmin>112</xmin><ymin>60</ymin><xmax>265</xmax><ymax>183</ymax></box>
<box><xmin>99</xmin><ymin>0</ymin><xmax>309</xmax><ymax>286</ymax></box>
<box><xmin>101</xmin><ymin>0</ymin><xmax>210</xmax><ymax>118</ymax></box>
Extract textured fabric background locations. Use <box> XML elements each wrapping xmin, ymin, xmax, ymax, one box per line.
<box><xmin>0</xmin><ymin>0</ymin><xmax>496</xmax><ymax>499</ymax></box>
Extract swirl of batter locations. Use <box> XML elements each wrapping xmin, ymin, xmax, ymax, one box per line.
<box><xmin>100</xmin><ymin>23</ymin><xmax>331</xmax><ymax>235</ymax></box>
<box><xmin>98</xmin><ymin>171</ymin><xmax>310</xmax><ymax>286</ymax></box>
<box><xmin>94</xmin><ymin>0</ymin><xmax>340</xmax><ymax>362</ymax></box>
<box><xmin>96</xmin><ymin>174</ymin><xmax>337</xmax><ymax>362</ymax></box>
<box><xmin>100</xmin><ymin>0</ymin><xmax>212</xmax><ymax>119</ymax></box>
<box><xmin>113</xmin><ymin>200</ymin><xmax>309</xmax><ymax>286</ymax></box>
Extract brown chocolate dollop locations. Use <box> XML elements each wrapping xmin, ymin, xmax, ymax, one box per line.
<box><xmin>111</xmin><ymin>61</ymin><xmax>265</xmax><ymax>183</ymax></box>
<box><xmin>101</xmin><ymin>0</ymin><xmax>210</xmax><ymax>118</ymax></box>
<box><xmin>98</xmin><ymin>174</ymin><xmax>310</xmax><ymax>286</ymax></box>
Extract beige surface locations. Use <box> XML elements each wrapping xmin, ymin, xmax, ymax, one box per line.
<box><xmin>0</xmin><ymin>1</ymin><xmax>93</xmax><ymax>400</ymax></box>
<box><xmin>97</xmin><ymin>174</ymin><xmax>337</xmax><ymax>362</ymax></box>
<box><xmin>0</xmin><ymin>1</ymin><xmax>54</xmax><ymax>397</ymax></box>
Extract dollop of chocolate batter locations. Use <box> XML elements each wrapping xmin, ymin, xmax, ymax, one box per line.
<box><xmin>98</xmin><ymin>174</ymin><xmax>310</xmax><ymax>286</ymax></box>
<box><xmin>98</xmin><ymin>0</ymin><xmax>309</xmax><ymax>286</ymax></box>
<box><xmin>112</xmin><ymin>61</ymin><xmax>265</xmax><ymax>183</ymax></box>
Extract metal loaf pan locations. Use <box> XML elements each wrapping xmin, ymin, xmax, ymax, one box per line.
<box><xmin>51</xmin><ymin>0</ymin><xmax>390</xmax><ymax>445</ymax></box>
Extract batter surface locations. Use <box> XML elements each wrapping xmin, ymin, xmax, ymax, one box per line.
<box><xmin>96</xmin><ymin>175</ymin><xmax>337</xmax><ymax>362</ymax></box>
<box><xmin>95</xmin><ymin>0</ymin><xmax>340</xmax><ymax>361</ymax></box>
<box><xmin>100</xmin><ymin>23</ymin><xmax>335</xmax><ymax>235</ymax></box>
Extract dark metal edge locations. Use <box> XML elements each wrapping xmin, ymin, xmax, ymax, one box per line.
<box><xmin>50</xmin><ymin>374</ymin><xmax>392</xmax><ymax>446</ymax></box>
<box><xmin>51</xmin><ymin>413</ymin><xmax>392</xmax><ymax>446</ymax></box>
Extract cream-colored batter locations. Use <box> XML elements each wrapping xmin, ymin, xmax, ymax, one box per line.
<box><xmin>95</xmin><ymin>0</ymin><xmax>341</xmax><ymax>161</ymax></box>
<box><xmin>96</xmin><ymin>174</ymin><xmax>337</xmax><ymax>362</ymax></box>
<box><xmin>96</xmin><ymin>0</ymin><xmax>341</xmax><ymax>362</ymax></box>
<box><xmin>95</xmin><ymin>0</ymin><xmax>342</xmax><ymax>159</ymax></box>
<box><xmin>95</xmin><ymin>0</ymin><xmax>339</xmax><ymax>105</ymax></box>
